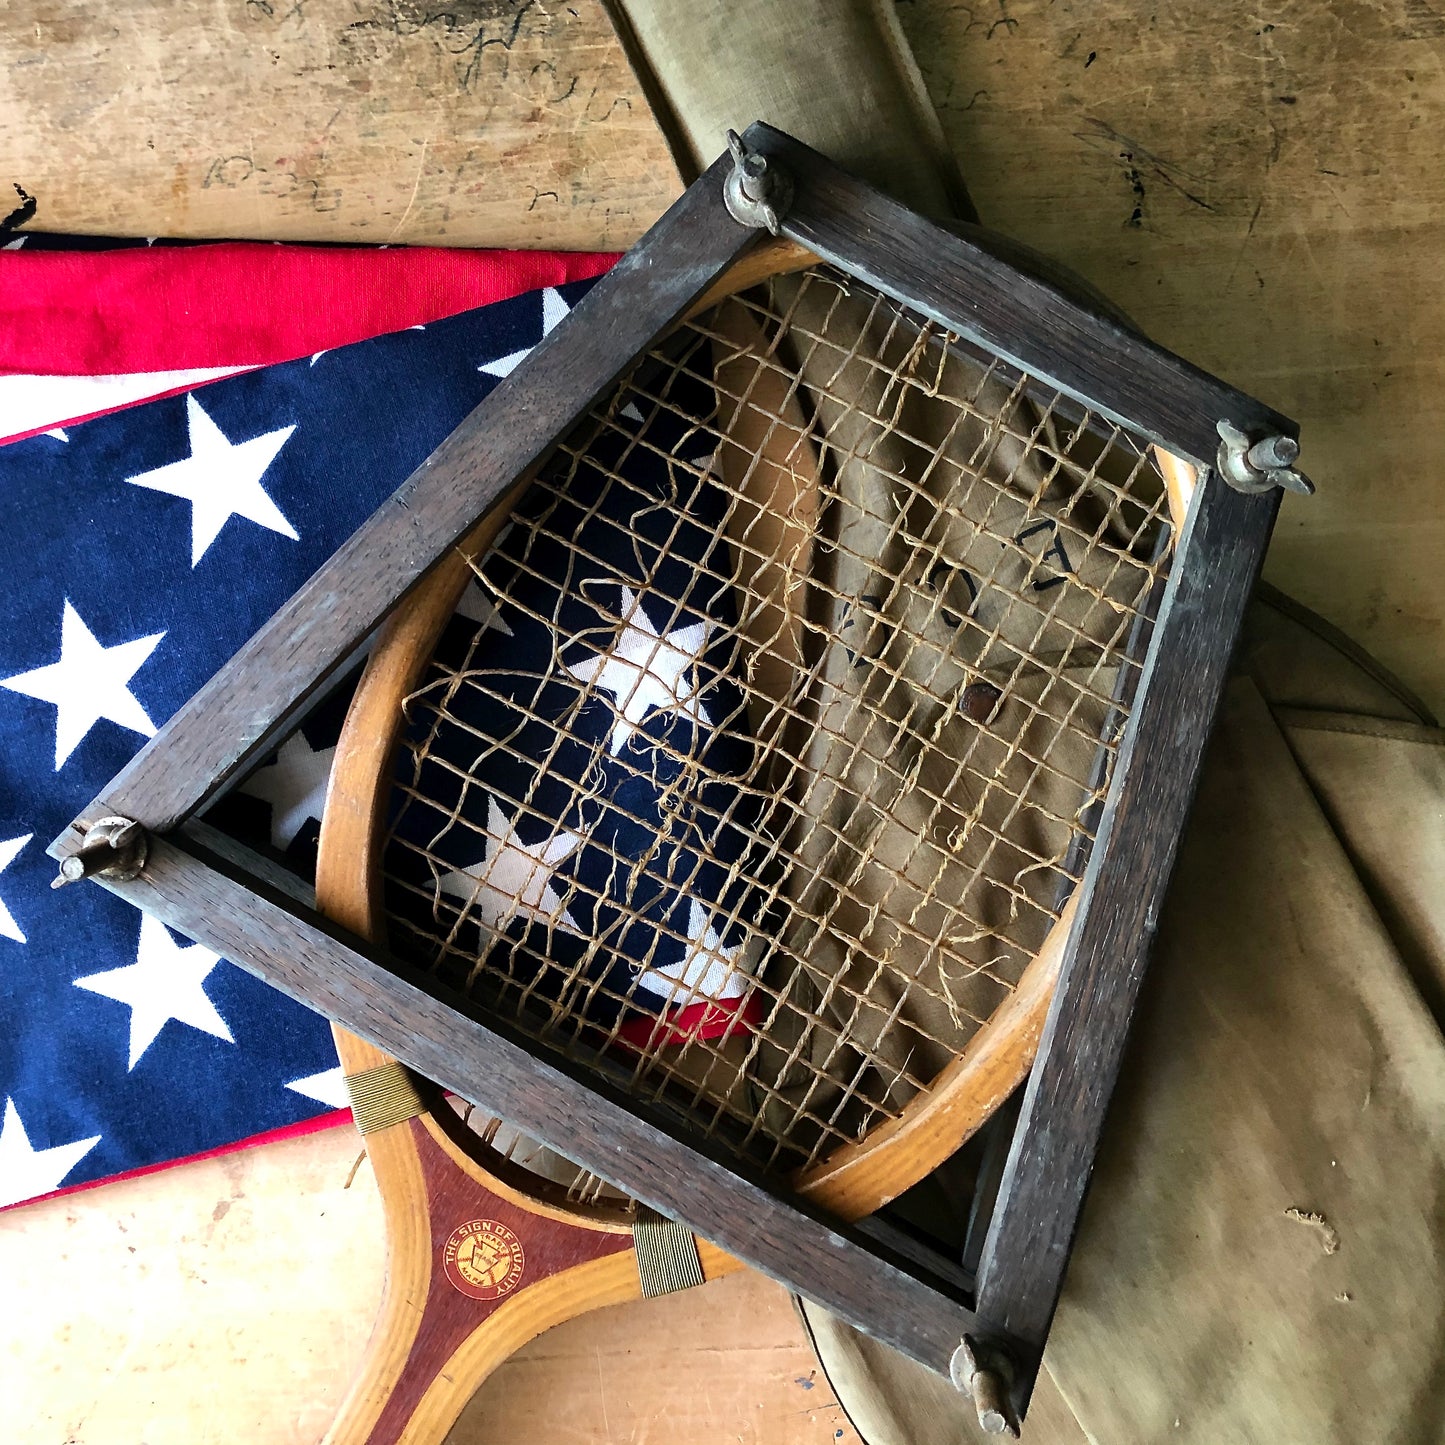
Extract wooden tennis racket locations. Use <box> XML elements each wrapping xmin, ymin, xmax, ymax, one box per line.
<box><xmin>315</xmin><ymin>233</ymin><xmax>1195</xmax><ymax>1443</ymax></box>
<box><xmin>51</xmin><ymin>123</ymin><xmax>1299</xmax><ymax>1435</ymax></box>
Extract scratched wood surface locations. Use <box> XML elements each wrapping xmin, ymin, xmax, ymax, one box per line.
<box><xmin>0</xmin><ymin>0</ymin><xmax>677</xmax><ymax>249</ymax></box>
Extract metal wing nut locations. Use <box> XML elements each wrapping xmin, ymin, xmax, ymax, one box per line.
<box><xmin>723</xmin><ymin>129</ymin><xmax>794</xmax><ymax>236</ymax></box>
<box><xmin>1216</xmin><ymin>419</ymin><xmax>1315</xmax><ymax>496</ymax></box>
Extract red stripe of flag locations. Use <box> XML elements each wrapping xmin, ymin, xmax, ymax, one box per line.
<box><xmin>0</xmin><ymin>242</ymin><xmax>616</xmax><ymax>375</ymax></box>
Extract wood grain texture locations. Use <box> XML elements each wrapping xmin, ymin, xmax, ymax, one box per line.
<box><xmin>454</xmin><ymin>1263</ymin><xmax>857</xmax><ymax>1445</ymax></box>
<box><xmin>975</xmin><ymin>475</ymin><xmax>1281</xmax><ymax>1383</ymax></box>
<box><xmin>85</xmin><ymin>830</ymin><xmax>994</xmax><ymax>1377</ymax></box>
<box><xmin>53</xmin><ymin>143</ymin><xmax>758</xmax><ymax>848</ymax></box>
<box><xmin>0</xmin><ymin>0</ymin><xmax>677</xmax><ymax>249</ymax></box>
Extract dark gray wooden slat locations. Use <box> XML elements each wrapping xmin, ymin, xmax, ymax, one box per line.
<box><xmin>91</xmin><ymin>829</ymin><xmax>1002</xmax><ymax>1379</ymax></box>
<box><xmin>752</xmin><ymin>124</ymin><xmax>1294</xmax><ymax>468</ymax></box>
<box><xmin>973</xmin><ymin>475</ymin><xmax>1281</xmax><ymax>1363</ymax></box>
<box><xmin>51</xmin><ymin>142</ymin><xmax>762</xmax><ymax>853</ymax></box>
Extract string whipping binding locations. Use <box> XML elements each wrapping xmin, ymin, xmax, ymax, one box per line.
<box><xmin>633</xmin><ymin>1206</ymin><xmax>707</xmax><ymax>1296</ymax></box>
<box><xmin>345</xmin><ymin>1060</ymin><xmax>426</xmax><ymax>1134</ymax></box>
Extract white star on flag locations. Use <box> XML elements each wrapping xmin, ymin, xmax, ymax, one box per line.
<box><xmin>566</xmin><ymin>585</ymin><xmax>711</xmax><ymax>754</ymax></box>
<box><xmin>640</xmin><ymin>899</ymin><xmax>748</xmax><ymax>1004</ymax></box>
<box><xmin>0</xmin><ymin>834</ymin><xmax>31</xmax><ymax>944</ymax></box>
<box><xmin>73</xmin><ymin>914</ymin><xmax>235</xmax><ymax>1070</ymax></box>
<box><xmin>238</xmin><ymin>731</ymin><xmax>336</xmax><ymax>849</ymax></box>
<box><xmin>455</xmin><ymin>579</ymin><xmax>515</xmax><ymax>637</ymax></box>
<box><xmin>125</xmin><ymin>393</ymin><xmax>298</xmax><ymax>565</ymax></box>
<box><xmin>438</xmin><ymin>796</ymin><xmax>583</xmax><ymax>938</ymax></box>
<box><xmin>0</xmin><ymin>367</ymin><xmax>248</xmax><ymax>448</ymax></box>
<box><xmin>0</xmin><ymin>1098</ymin><xmax>102</xmax><ymax>1207</ymax></box>
<box><xmin>284</xmin><ymin>1066</ymin><xmax>350</xmax><ymax>1109</ymax></box>
<box><xmin>0</xmin><ymin>601</ymin><xmax>165</xmax><ymax>769</ymax></box>
<box><xmin>477</xmin><ymin>288</ymin><xmax>570</xmax><ymax>378</ymax></box>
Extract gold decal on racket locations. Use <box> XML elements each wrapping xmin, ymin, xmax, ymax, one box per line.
<box><xmin>441</xmin><ymin>1218</ymin><xmax>526</xmax><ymax>1301</ymax></box>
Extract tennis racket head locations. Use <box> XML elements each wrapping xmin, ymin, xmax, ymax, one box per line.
<box><xmin>318</xmin><ymin>236</ymin><xmax>1186</xmax><ymax>1216</ymax></box>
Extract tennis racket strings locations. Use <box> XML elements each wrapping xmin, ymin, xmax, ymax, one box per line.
<box><xmin>378</xmin><ymin>261</ymin><xmax>1174</xmax><ymax>1184</ymax></box>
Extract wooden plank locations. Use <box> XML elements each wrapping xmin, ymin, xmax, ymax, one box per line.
<box><xmin>0</xmin><ymin>0</ymin><xmax>676</xmax><ymax>250</ymax></box>
<box><xmin>973</xmin><ymin>474</ymin><xmax>1281</xmax><ymax>1381</ymax></box>
<box><xmin>83</xmin><ymin>828</ymin><xmax>996</xmax><ymax>1379</ymax></box>
<box><xmin>752</xmin><ymin>125</ymin><xmax>1294</xmax><ymax>469</ymax></box>
<box><xmin>52</xmin><ymin>140</ymin><xmax>759</xmax><ymax>851</ymax></box>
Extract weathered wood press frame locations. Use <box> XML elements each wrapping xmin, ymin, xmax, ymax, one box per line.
<box><xmin>49</xmin><ymin>124</ymin><xmax>1292</xmax><ymax>1429</ymax></box>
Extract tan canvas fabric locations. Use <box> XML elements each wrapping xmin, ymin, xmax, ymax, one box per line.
<box><xmin>600</xmin><ymin>0</ymin><xmax>968</xmax><ymax>216</ymax></box>
<box><xmin>1277</xmin><ymin>713</ymin><xmax>1445</xmax><ymax>1017</ymax></box>
<box><xmin>604</xmin><ymin>3</ymin><xmax>1445</xmax><ymax>1440</ymax></box>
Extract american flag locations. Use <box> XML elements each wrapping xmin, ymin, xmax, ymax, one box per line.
<box><xmin>0</xmin><ymin>235</ymin><xmax>628</xmax><ymax>1207</ymax></box>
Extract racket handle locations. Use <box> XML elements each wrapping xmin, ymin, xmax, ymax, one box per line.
<box><xmin>323</xmin><ymin>1090</ymin><xmax>744</xmax><ymax>1445</ymax></box>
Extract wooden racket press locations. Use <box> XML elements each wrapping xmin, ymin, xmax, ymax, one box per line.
<box><xmin>47</xmin><ymin>125</ymin><xmax>1311</xmax><ymax>1436</ymax></box>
